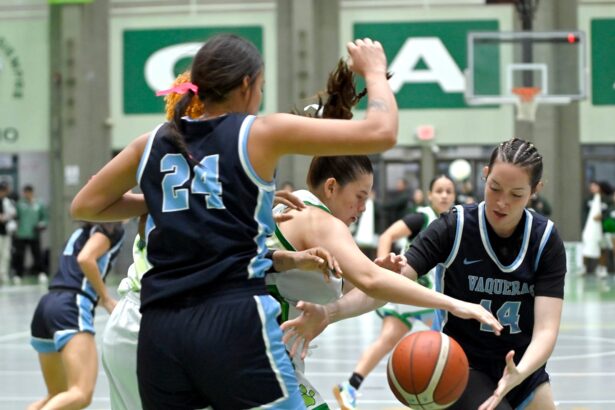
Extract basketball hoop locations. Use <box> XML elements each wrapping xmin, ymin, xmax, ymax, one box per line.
<box><xmin>512</xmin><ymin>87</ymin><xmax>541</xmax><ymax>122</ymax></box>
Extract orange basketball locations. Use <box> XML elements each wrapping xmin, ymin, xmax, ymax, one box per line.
<box><xmin>387</xmin><ymin>330</ymin><xmax>469</xmax><ymax>409</ymax></box>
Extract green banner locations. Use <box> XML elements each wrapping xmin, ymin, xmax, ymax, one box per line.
<box><xmin>123</xmin><ymin>26</ymin><xmax>263</xmax><ymax>114</ymax></box>
<box><xmin>353</xmin><ymin>20</ymin><xmax>499</xmax><ymax>109</ymax></box>
<box><xmin>591</xmin><ymin>19</ymin><xmax>615</xmax><ymax>105</ymax></box>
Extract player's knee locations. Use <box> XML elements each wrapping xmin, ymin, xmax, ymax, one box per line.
<box><xmin>381</xmin><ymin>333</ymin><xmax>403</xmax><ymax>350</ymax></box>
<box><xmin>70</xmin><ymin>387</ymin><xmax>94</xmax><ymax>409</ymax></box>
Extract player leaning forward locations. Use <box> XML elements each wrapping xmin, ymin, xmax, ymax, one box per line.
<box><xmin>287</xmin><ymin>138</ymin><xmax>566</xmax><ymax>410</ymax></box>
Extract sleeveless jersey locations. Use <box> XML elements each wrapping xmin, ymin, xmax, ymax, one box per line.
<box><xmin>137</xmin><ymin>115</ymin><xmax>275</xmax><ymax>309</ymax></box>
<box><xmin>266</xmin><ymin>190</ymin><xmax>343</xmax><ymax>322</ymax></box>
<box><xmin>432</xmin><ymin>202</ymin><xmax>555</xmax><ymax>363</ymax></box>
<box><xmin>49</xmin><ymin>224</ymin><xmax>125</xmax><ymax>302</ymax></box>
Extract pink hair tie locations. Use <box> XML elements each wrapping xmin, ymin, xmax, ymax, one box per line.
<box><xmin>155</xmin><ymin>82</ymin><xmax>198</xmax><ymax>97</ymax></box>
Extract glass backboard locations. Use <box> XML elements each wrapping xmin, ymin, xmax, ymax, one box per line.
<box><xmin>465</xmin><ymin>31</ymin><xmax>587</xmax><ymax>107</ymax></box>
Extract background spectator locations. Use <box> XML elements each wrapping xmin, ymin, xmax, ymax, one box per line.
<box><xmin>529</xmin><ymin>193</ymin><xmax>552</xmax><ymax>217</ymax></box>
<box><xmin>12</xmin><ymin>185</ymin><xmax>47</xmax><ymax>284</ymax></box>
<box><xmin>0</xmin><ymin>182</ymin><xmax>16</xmax><ymax>286</ymax></box>
<box><xmin>279</xmin><ymin>181</ymin><xmax>295</xmax><ymax>193</ymax></box>
<box><xmin>581</xmin><ymin>181</ymin><xmax>609</xmax><ymax>276</ymax></box>
<box><xmin>380</xmin><ymin>178</ymin><xmax>411</xmax><ymax>228</ymax></box>
<box><xmin>456</xmin><ymin>180</ymin><xmax>476</xmax><ymax>204</ymax></box>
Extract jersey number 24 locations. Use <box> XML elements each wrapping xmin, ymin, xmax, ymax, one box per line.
<box><xmin>160</xmin><ymin>153</ymin><xmax>225</xmax><ymax>212</ymax></box>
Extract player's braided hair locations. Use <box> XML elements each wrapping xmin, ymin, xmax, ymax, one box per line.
<box><xmin>166</xmin><ymin>87</ymin><xmax>202</xmax><ymax>168</ymax></box>
<box><xmin>488</xmin><ymin>137</ymin><xmax>543</xmax><ymax>190</ymax></box>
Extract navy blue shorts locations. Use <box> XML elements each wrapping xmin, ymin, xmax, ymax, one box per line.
<box><xmin>137</xmin><ymin>291</ymin><xmax>303</xmax><ymax>410</ymax></box>
<box><xmin>448</xmin><ymin>364</ymin><xmax>549</xmax><ymax>409</ymax></box>
<box><xmin>30</xmin><ymin>290</ymin><xmax>96</xmax><ymax>353</ymax></box>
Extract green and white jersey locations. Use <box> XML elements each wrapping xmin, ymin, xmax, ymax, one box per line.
<box><xmin>417</xmin><ymin>205</ymin><xmax>438</xmax><ymax>227</ymax></box>
<box><xmin>266</xmin><ymin>190</ymin><xmax>343</xmax><ymax>323</ymax></box>
<box><xmin>267</xmin><ymin>190</ymin><xmax>342</xmax><ymax>409</ymax></box>
<box><xmin>117</xmin><ymin>235</ymin><xmax>152</xmax><ymax>297</ymax></box>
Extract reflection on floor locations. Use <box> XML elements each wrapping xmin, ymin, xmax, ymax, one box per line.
<box><xmin>1</xmin><ymin>273</ymin><xmax>614</xmax><ymax>409</ymax></box>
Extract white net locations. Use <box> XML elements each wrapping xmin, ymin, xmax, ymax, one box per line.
<box><xmin>513</xmin><ymin>87</ymin><xmax>540</xmax><ymax>122</ymax></box>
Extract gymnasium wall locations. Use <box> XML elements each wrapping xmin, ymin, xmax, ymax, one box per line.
<box><xmin>0</xmin><ymin>3</ymin><xmax>48</xmax><ymax>152</ymax></box>
<box><xmin>340</xmin><ymin>2</ymin><xmax>515</xmax><ymax>146</ymax></box>
<box><xmin>3</xmin><ymin>1</ymin><xmax>615</xmax><ymax>151</ymax></box>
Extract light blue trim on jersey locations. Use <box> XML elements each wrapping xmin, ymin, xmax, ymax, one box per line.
<box><xmin>248</xmin><ymin>189</ymin><xmax>275</xmax><ymax>279</ymax></box>
<box><xmin>444</xmin><ymin>205</ymin><xmax>464</xmax><ymax>268</ymax></box>
<box><xmin>137</xmin><ymin>123</ymin><xmax>163</xmax><ymax>185</ymax></box>
<box><xmin>431</xmin><ymin>264</ymin><xmax>448</xmax><ymax>331</ymax></box>
<box><xmin>30</xmin><ymin>337</ymin><xmax>56</xmax><ymax>353</ymax></box>
<box><xmin>478</xmin><ymin>202</ymin><xmax>533</xmax><ymax>273</ymax></box>
<box><xmin>534</xmin><ymin>219</ymin><xmax>554</xmax><ymax>271</ymax></box>
<box><xmin>63</xmin><ymin>228</ymin><xmax>83</xmax><ymax>256</ymax></box>
<box><xmin>238</xmin><ymin>115</ymin><xmax>275</xmax><ymax>191</ymax></box>
<box><xmin>254</xmin><ymin>295</ymin><xmax>303</xmax><ymax>409</ymax></box>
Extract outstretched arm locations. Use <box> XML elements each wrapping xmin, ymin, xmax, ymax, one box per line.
<box><xmin>478</xmin><ymin>296</ymin><xmax>562</xmax><ymax>410</ymax></box>
<box><xmin>248</xmin><ymin>39</ymin><xmax>398</xmax><ymax>181</ymax></box>
<box><xmin>281</xmin><ymin>288</ymin><xmax>386</xmax><ymax>359</ymax></box>
<box><xmin>310</xmin><ymin>218</ymin><xmax>500</xmax><ymax>332</ymax></box>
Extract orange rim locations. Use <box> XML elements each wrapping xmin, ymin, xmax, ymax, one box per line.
<box><xmin>512</xmin><ymin>87</ymin><xmax>541</xmax><ymax>102</ymax></box>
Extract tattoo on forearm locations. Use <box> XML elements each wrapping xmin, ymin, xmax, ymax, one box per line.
<box><xmin>367</xmin><ymin>99</ymin><xmax>389</xmax><ymax>112</ymax></box>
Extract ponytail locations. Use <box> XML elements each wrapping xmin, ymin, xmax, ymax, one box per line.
<box><xmin>165</xmin><ymin>91</ymin><xmax>199</xmax><ymax>167</ymax></box>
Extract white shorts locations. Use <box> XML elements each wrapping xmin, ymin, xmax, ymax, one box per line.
<box><xmin>292</xmin><ymin>355</ymin><xmax>328</xmax><ymax>409</ymax></box>
<box><xmin>376</xmin><ymin>303</ymin><xmax>435</xmax><ymax>329</ymax></box>
<box><xmin>101</xmin><ymin>292</ymin><xmax>142</xmax><ymax>410</ymax></box>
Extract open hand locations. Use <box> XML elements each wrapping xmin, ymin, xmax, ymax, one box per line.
<box><xmin>273</xmin><ymin>190</ymin><xmax>305</xmax><ymax>210</ymax></box>
<box><xmin>281</xmin><ymin>301</ymin><xmax>329</xmax><ymax>360</ymax></box>
<box><xmin>291</xmin><ymin>247</ymin><xmax>342</xmax><ymax>282</ymax></box>
<box><xmin>273</xmin><ymin>190</ymin><xmax>305</xmax><ymax>223</ymax></box>
<box><xmin>479</xmin><ymin>351</ymin><xmax>523</xmax><ymax>410</ymax></box>
<box><xmin>450</xmin><ymin>300</ymin><xmax>503</xmax><ymax>336</ymax></box>
<box><xmin>373</xmin><ymin>252</ymin><xmax>407</xmax><ymax>273</ymax></box>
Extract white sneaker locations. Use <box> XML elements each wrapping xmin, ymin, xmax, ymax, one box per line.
<box><xmin>597</xmin><ymin>266</ymin><xmax>608</xmax><ymax>278</ymax></box>
<box><xmin>333</xmin><ymin>382</ymin><xmax>357</xmax><ymax>410</ymax></box>
<box><xmin>12</xmin><ymin>276</ymin><xmax>22</xmax><ymax>285</ymax></box>
<box><xmin>38</xmin><ymin>272</ymin><xmax>48</xmax><ymax>285</ymax></box>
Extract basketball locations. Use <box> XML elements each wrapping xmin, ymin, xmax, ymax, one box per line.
<box><xmin>387</xmin><ymin>331</ymin><xmax>469</xmax><ymax>409</ymax></box>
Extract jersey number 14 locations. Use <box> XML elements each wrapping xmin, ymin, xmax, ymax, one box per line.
<box><xmin>160</xmin><ymin>154</ymin><xmax>225</xmax><ymax>212</ymax></box>
<box><xmin>480</xmin><ymin>299</ymin><xmax>521</xmax><ymax>334</ymax></box>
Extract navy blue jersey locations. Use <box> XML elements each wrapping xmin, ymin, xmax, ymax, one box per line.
<box><xmin>401</xmin><ymin>212</ymin><xmax>429</xmax><ymax>241</ymax></box>
<box><xmin>137</xmin><ymin>114</ymin><xmax>275</xmax><ymax>309</ymax></box>
<box><xmin>49</xmin><ymin>224</ymin><xmax>125</xmax><ymax>302</ymax></box>
<box><xmin>405</xmin><ymin>202</ymin><xmax>566</xmax><ymax>365</ymax></box>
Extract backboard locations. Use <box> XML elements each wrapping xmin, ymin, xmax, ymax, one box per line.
<box><xmin>465</xmin><ymin>31</ymin><xmax>587</xmax><ymax>120</ymax></box>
